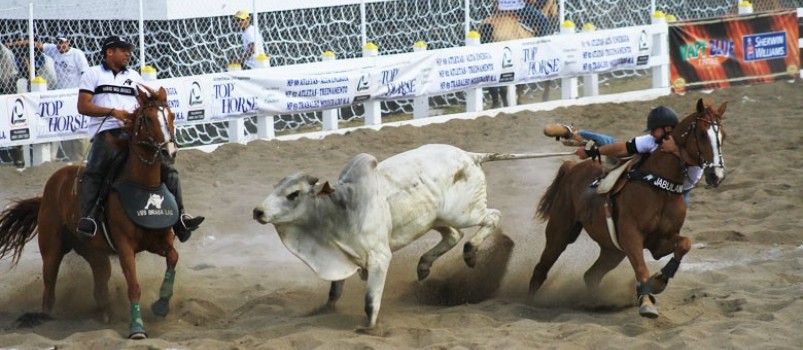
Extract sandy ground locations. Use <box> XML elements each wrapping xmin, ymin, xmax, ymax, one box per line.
<box><xmin>1</xmin><ymin>80</ymin><xmax>801</xmax><ymax>349</ymax></box>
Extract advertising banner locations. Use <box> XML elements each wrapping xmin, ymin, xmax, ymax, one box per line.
<box><xmin>34</xmin><ymin>90</ymin><xmax>88</xmax><ymax>142</ymax></box>
<box><xmin>1</xmin><ymin>93</ymin><xmax>36</xmax><ymax>147</ymax></box>
<box><xmin>669</xmin><ymin>10</ymin><xmax>800</xmax><ymax>92</ymax></box>
<box><xmin>1</xmin><ymin>24</ymin><xmax>660</xmax><ymax>148</ymax></box>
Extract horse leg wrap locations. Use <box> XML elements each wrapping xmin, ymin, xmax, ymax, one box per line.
<box><xmin>661</xmin><ymin>257</ymin><xmax>680</xmax><ymax>279</ymax></box>
<box><xmin>129</xmin><ymin>301</ymin><xmax>146</xmax><ymax>337</ymax></box>
<box><xmin>636</xmin><ymin>282</ymin><xmax>656</xmax><ymax>304</ymax></box>
<box><xmin>159</xmin><ymin>269</ymin><xmax>176</xmax><ymax>301</ymax></box>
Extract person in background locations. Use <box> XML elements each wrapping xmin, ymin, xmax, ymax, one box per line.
<box><xmin>75</xmin><ymin>35</ymin><xmax>204</xmax><ymax>242</ymax></box>
<box><xmin>496</xmin><ymin>0</ymin><xmax>551</xmax><ymax>37</ymax></box>
<box><xmin>232</xmin><ymin>10</ymin><xmax>265</xmax><ymax>70</ymax></box>
<box><xmin>5</xmin><ymin>33</ymin><xmax>90</xmax><ymax>162</ymax></box>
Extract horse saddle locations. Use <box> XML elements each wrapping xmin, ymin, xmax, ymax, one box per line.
<box><xmin>111</xmin><ymin>181</ymin><xmax>179</xmax><ymax>230</ymax></box>
<box><xmin>595</xmin><ymin>155</ymin><xmax>641</xmax><ymax>194</ymax></box>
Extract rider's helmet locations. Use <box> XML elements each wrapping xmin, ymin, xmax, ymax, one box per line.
<box><xmin>644</xmin><ymin>106</ymin><xmax>679</xmax><ymax>131</ymax></box>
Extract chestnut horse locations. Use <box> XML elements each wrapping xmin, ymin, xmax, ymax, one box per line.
<box><xmin>0</xmin><ymin>86</ymin><xmax>180</xmax><ymax>339</ymax></box>
<box><xmin>531</xmin><ymin>98</ymin><xmax>727</xmax><ymax>318</ymax></box>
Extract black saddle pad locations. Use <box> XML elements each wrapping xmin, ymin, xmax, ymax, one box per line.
<box><xmin>111</xmin><ymin>181</ymin><xmax>179</xmax><ymax>230</ymax></box>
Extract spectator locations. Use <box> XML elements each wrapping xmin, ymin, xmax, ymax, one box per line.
<box><xmin>496</xmin><ymin>0</ymin><xmax>551</xmax><ymax>37</ymax></box>
<box><xmin>232</xmin><ymin>9</ymin><xmax>265</xmax><ymax>69</ymax></box>
<box><xmin>5</xmin><ymin>34</ymin><xmax>90</xmax><ymax>162</ymax></box>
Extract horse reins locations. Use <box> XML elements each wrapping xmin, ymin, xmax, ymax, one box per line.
<box><xmin>677</xmin><ymin>107</ymin><xmax>725</xmax><ymax>180</ymax></box>
<box><xmin>132</xmin><ymin>101</ymin><xmax>175</xmax><ymax>165</ymax></box>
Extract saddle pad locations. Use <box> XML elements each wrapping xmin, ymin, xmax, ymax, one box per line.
<box><xmin>112</xmin><ymin>181</ymin><xmax>179</xmax><ymax>230</ymax></box>
<box><xmin>596</xmin><ymin>157</ymin><xmax>639</xmax><ymax>194</ymax></box>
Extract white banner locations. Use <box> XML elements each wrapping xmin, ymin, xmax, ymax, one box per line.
<box><xmin>1</xmin><ymin>24</ymin><xmax>661</xmax><ymax>147</ymax></box>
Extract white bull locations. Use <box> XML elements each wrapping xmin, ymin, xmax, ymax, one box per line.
<box><xmin>253</xmin><ymin>144</ymin><xmax>568</xmax><ymax>328</ymax></box>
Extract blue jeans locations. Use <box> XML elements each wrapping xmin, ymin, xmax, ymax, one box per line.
<box><xmin>578</xmin><ymin>130</ymin><xmax>617</xmax><ymax>146</ymax></box>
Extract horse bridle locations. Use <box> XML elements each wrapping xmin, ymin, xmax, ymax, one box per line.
<box><xmin>678</xmin><ymin>107</ymin><xmax>725</xmax><ymax>173</ymax></box>
<box><xmin>132</xmin><ymin>100</ymin><xmax>175</xmax><ymax>165</ymax></box>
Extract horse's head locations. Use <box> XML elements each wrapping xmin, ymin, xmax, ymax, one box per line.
<box><xmin>129</xmin><ymin>85</ymin><xmax>177</xmax><ymax>165</ymax></box>
<box><xmin>674</xmin><ymin>98</ymin><xmax>728</xmax><ymax>188</ymax></box>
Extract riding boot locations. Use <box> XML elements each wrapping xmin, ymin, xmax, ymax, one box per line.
<box><xmin>163</xmin><ymin>163</ymin><xmax>204</xmax><ymax>242</ymax></box>
<box><xmin>77</xmin><ymin>131</ymin><xmax>123</xmax><ymax>241</ymax></box>
<box><xmin>77</xmin><ymin>173</ymin><xmax>102</xmax><ymax>240</ymax></box>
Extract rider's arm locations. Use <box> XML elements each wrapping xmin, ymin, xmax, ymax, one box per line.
<box><xmin>77</xmin><ymin>92</ymin><xmax>125</xmax><ymax>121</ymax></box>
<box><xmin>576</xmin><ymin>141</ymin><xmax>628</xmax><ymax>159</ymax></box>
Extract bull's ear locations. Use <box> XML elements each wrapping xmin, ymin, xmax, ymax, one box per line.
<box><xmin>315</xmin><ymin>181</ymin><xmax>335</xmax><ymax>196</ymax></box>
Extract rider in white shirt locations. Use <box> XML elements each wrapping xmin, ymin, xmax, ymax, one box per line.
<box><xmin>574</xmin><ymin>106</ymin><xmax>704</xmax><ymax>200</ymax></box>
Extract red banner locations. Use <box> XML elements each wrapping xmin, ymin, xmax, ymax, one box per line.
<box><xmin>669</xmin><ymin>10</ymin><xmax>799</xmax><ymax>93</ymax></box>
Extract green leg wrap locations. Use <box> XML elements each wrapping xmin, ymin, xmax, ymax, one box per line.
<box><xmin>159</xmin><ymin>269</ymin><xmax>176</xmax><ymax>301</ymax></box>
<box><xmin>130</xmin><ymin>301</ymin><xmax>145</xmax><ymax>332</ymax></box>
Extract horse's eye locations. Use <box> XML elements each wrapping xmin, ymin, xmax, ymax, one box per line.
<box><xmin>286</xmin><ymin>190</ymin><xmax>300</xmax><ymax>201</ymax></box>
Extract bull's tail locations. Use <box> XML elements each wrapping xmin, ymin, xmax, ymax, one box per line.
<box><xmin>475</xmin><ymin>151</ymin><xmax>574</xmax><ymax>164</ymax></box>
<box><xmin>0</xmin><ymin>197</ymin><xmax>41</xmax><ymax>265</ymax></box>
<box><xmin>536</xmin><ymin>161</ymin><xmax>574</xmax><ymax>222</ymax></box>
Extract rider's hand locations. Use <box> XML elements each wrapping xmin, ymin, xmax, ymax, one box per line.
<box><xmin>661</xmin><ymin>135</ymin><xmax>680</xmax><ymax>156</ymax></box>
<box><xmin>575</xmin><ymin>147</ymin><xmax>588</xmax><ymax>159</ymax></box>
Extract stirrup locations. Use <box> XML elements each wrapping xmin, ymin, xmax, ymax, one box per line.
<box><xmin>76</xmin><ymin>217</ymin><xmax>97</xmax><ymax>240</ymax></box>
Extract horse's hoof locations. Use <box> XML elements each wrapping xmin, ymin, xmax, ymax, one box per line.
<box><xmin>639</xmin><ymin>304</ymin><xmax>659</xmax><ymax>319</ymax></box>
<box><xmin>151</xmin><ymin>299</ymin><xmax>170</xmax><ymax>317</ymax></box>
<box><xmin>128</xmin><ymin>326</ymin><xmax>148</xmax><ymax>340</ymax></box>
<box><xmin>417</xmin><ymin>265</ymin><xmax>430</xmax><ymax>281</ymax></box>
<box><xmin>16</xmin><ymin>312</ymin><xmax>53</xmax><ymax>328</ymax></box>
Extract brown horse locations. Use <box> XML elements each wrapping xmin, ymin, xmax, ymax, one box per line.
<box><xmin>530</xmin><ymin>98</ymin><xmax>727</xmax><ymax>318</ymax></box>
<box><xmin>0</xmin><ymin>86</ymin><xmax>180</xmax><ymax>339</ymax></box>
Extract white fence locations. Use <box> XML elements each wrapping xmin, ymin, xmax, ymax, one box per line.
<box><xmin>1</xmin><ymin>16</ymin><xmax>671</xmax><ymax>167</ymax></box>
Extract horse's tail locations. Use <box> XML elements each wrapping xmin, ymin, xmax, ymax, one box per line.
<box><xmin>478</xmin><ymin>22</ymin><xmax>494</xmax><ymax>44</ymax></box>
<box><xmin>0</xmin><ymin>197</ymin><xmax>42</xmax><ymax>265</ymax></box>
<box><xmin>536</xmin><ymin>161</ymin><xmax>574</xmax><ymax>222</ymax></box>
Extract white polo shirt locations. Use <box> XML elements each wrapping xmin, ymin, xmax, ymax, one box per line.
<box><xmin>498</xmin><ymin>0</ymin><xmax>526</xmax><ymax>11</ymax></box>
<box><xmin>241</xmin><ymin>24</ymin><xmax>263</xmax><ymax>68</ymax></box>
<box><xmin>42</xmin><ymin>43</ymin><xmax>89</xmax><ymax>90</ymax></box>
<box><xmin>79</xmin><ymin>64</ymin><xmax>143</xmax><ymax>135</ymax></box>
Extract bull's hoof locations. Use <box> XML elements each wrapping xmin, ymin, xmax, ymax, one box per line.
<box><xmin>16</xmin><ymin>312</ymin><xmax>53</xmax><ymax>328</ymax></box>
<box><xmin>417</xmin><ymin>265</ymin><xmax>431</xmax><ymax>281</ymax></box>
<box><xmin>647</xmin><ymin>273</ymin><xmax>669</xmax><ymax>295</ymax></box>
<box><xmin>128</xmin><ymin>326</ymin><xmax>148</xmax><ymax>340</ymax></box>
<box><xmin>355</xmin><ymin>324</ymin><xmax>382</xmax><ymax>336</ymax></box>
<box><xmin>151</xmin><ymin>298</ymin><xmax>170</xmax><ymax>317</ymax></box>
<box><xmin>463</xmin><ymin>243</ymin><xmax>477</xmax><ymax>268</ymax></box>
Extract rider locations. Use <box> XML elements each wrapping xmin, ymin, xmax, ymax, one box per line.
<box><xmin>76</xmin><ymin>35</ymin><xmax>204</xmax><ymax>242</ymax></box>
<box><xmin>573</xmin><ymin>106</ymin><xmax>703</xmax><ymax>203</ymax></box>
<box><xmin>496</xmin><ymin>0</ymin><xmax>551</xmax><ymax>36</ymax></box>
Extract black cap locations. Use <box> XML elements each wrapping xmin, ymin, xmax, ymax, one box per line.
<box><xmin>101</xmin><ymin>35</ymin><xmax>135</xmax><ymax>52</ymax></box>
